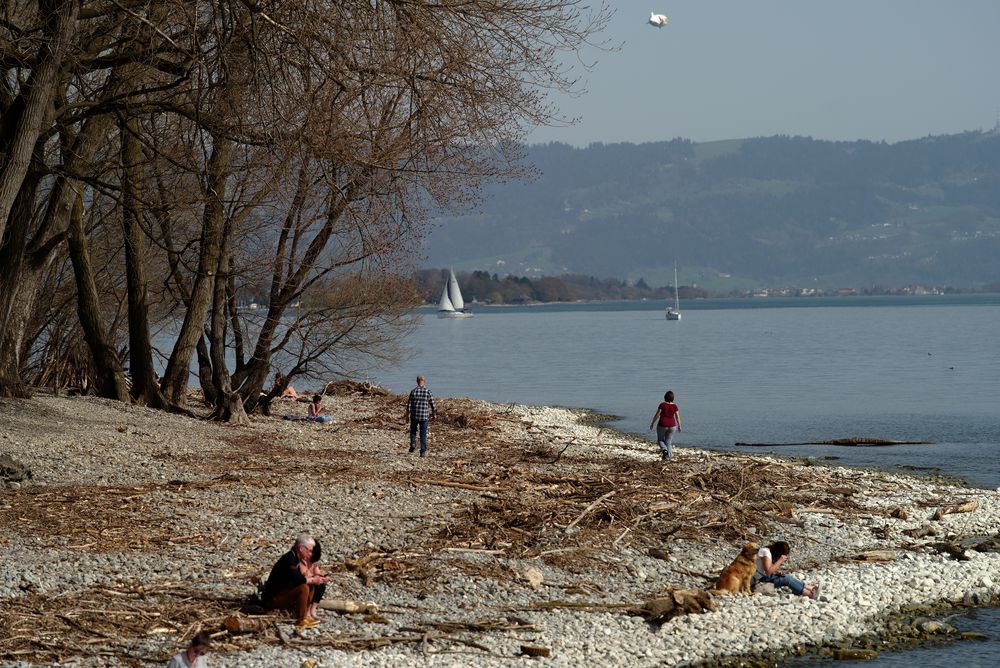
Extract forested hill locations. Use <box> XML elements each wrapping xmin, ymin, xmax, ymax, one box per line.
<box><xmin>423</xmin><ymin>131</ymin><xmax>1000</xmax><ymax>290</ymax></box>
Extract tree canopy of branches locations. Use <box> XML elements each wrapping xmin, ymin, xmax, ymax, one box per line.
<box><xmin>0</xmin><ymin>0</ymin><xmax>612</xmax><ymax>418</ymax></box>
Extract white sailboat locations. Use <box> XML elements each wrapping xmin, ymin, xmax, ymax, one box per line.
<box><xmin>665</xmin><ymin>264</ymin><xmax>682</xmax><ymax>320</ymax></box>
<box><xmin>437</xmin><ymin>269</ymin><xmax>473</xmax><ymax>318</ymax></box>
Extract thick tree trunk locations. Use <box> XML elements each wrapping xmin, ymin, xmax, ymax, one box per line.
<box><xmin>120</xmin><ymin>116</ymin><xmax>167</xmax><ymax>408</ymax></box>
<box><xmin>0</xmin><ymin>0</ymin><xmax>79</xmax><ymax>245</ymax></box>
<box><xmin>0</xmin><ymin>156</ymin><xmax>41</xmax><ymax>398</ymax></box>
<box><xmin>207</xmin><ymin>210</ymin><xmax>247</xmax><ymax>424</ymax></box>
<box><xmin>0</xmin><ymin>277</ymin><xmax>38</xmax><ymax>399</ymax></box>
<box><xmin>66</xmin><ymin>193</ymin><xmax>130</xmax><ymax>401</ymax></box>
<box><xmin>161</xmin><ymin>138</ymin><xmax>232</xmax><ymax>406</ymax></box>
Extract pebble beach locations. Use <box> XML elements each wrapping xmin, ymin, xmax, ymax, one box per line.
<box><xmin>1</xmin><ymin>388</ymin><xmax>999</xmax><ymax>667</ymax></box>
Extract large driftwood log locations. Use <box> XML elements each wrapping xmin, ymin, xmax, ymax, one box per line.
<box><xmin>932</xmin><ymin>500</ymin><xmax>979</xmax><ymax>521</ymax></box>
<box><xmin>736</xmin><ymin>438</ymin><xmax>933</xmax><ymax>447</ymax></box>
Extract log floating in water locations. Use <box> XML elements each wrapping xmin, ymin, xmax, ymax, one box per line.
<box><xmin>735</xmin><ymin>437</ymin><xmax>934</xmax><ymax>447</ymax></box>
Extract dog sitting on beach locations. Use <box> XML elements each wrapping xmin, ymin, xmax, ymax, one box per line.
<box><xmin>711</xmin><ymin>542</ymin><xmax>758</xmax><ymax>595</ymax></box>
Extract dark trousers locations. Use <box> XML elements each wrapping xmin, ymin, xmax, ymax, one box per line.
<box><xmin>409</xmin><ymin>418</ymin><xmax>429</xmax><ymax>453</ymax></box>
<box><xmin>264</xmin><ymin>583</ymin><xmax>326</xmax><ymax>621</ymax></box>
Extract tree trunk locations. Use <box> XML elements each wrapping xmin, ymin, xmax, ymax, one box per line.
<box><xmin>161</xmin><ymin>137</ymin><xmax>232</xmax><ymax>406</ymax></box>
<box><xmin>120</xmin><ymin>116</ymin><xmax>167</xmax><ymax>408</ymax></box>
<box><xmin>207</xmin><ymin>202</ymin><xmax>246</xmax><ymax>424</ymax></box>
<box><xmin>66</xmin><ymin>192</ymin><xmax>130</xmax><ymax>401</ymax></box>
<box><xmin>196</xmin><ymin>335</ymin><xmax>218</xmax><ymax>406</ymax></box>
<box><xmin>0</xmin><ymin>152</ymin><xmax>42</xmax><ymax>398</ymax></box>
<box><xmin>0</xmin><ymin>0</ymin><xmax>79</xmax><ymax>245</ymax></box>
<box><xmin>0</xmin><ymin>277</ymin><xmax>38</xmax><ymax>399</ymax></box>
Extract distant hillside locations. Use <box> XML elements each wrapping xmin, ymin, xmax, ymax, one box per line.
<box><xmin>422</xmin><ymin>132</ymin><xmax>1000</xmax><ymax>289</ymax></box>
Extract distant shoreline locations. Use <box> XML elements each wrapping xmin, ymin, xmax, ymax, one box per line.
<box><xmin>418</xmin><ymin>291</ymin><xmax>1000</xmax><ymax>310</ymax></box>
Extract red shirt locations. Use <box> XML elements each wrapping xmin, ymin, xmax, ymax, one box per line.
<box><xmin>657</xmin><ymin>402</ymin><xmax>678</xmax><ymax>428</ymax></box>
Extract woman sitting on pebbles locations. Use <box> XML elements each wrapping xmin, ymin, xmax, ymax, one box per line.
<box><xmin>755</xmin><ymin>540</ymin><xmax>820</xmax><ymax>599</ymax></box>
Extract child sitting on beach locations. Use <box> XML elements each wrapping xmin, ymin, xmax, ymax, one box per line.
<box><xmin>307</xmin><ymin>394</ymin><xmax>333</xmax><ymax>423</ymax></box>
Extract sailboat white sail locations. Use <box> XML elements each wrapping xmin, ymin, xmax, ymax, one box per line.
<box><xmin>666</xmin><ymin>264</ymin><xmax>682</xmax><ymax>321</ymax></box>
<box><xmin>437</xmin><ymin>287</ymin><xmax>454</xmax><ymax>312</ymax></box>
<box><xmin>437</xmin><ymin>269</ymin><xmax>473</xmax><ymax>318</ymax></box>
<box><xmin>447</xmin><ymin>270</ymin><xmax>464</xmax><ymax>310</ymax></box>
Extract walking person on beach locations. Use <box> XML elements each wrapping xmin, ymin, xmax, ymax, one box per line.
<box><xmin>405</xmin><ymin>375</ymin><xmax>436</xmax><ymax>457</ymax></box>
<box><xmin>166</xmin><ymin>631</ymin><xmax>211</xmax><ymax>667</ymax></box>
<box><xmin>754</xmin><ymin>540</ymin><xmax>819</xmax><ymax>599</ymax></box>
<box><xmin>649</xmin><ymin>390</ymin><xmax>682</xmax><ymax>461</ymax></box>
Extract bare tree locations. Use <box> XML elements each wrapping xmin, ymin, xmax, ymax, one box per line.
<box><xmin>1</xmin><ymin>0</ymin><xmax>613</xmax><ymax>412</ymax></box>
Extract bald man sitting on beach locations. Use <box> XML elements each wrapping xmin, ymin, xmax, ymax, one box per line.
<box><xmin>261</xmin><ymin>533</ymin><xmax>328</xmax><ymax>629</ymax></box>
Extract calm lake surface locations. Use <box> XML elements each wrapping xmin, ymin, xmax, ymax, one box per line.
<box><xmin>375</xmin><ymin>295</ymin><xmax>1000</xmax><ymax>488</ymax></box>
<box><xmin>373</xmin><ymin>294</ymin><xmax>1000</xmax><ymax>667</ymax></box>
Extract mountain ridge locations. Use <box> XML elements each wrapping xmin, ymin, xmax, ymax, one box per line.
<box><xmin>422</xmin><ymin>131</ymin><xmax>1000</xmax><ymax>289</ymax></box>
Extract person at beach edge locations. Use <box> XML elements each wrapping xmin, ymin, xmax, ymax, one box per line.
<box><xmin>649</xmin><ymin>390</ymin><xmax>682</xmax><ymax>460</ymax></box>
<box><xmin>405</xmin><ymin>375</ymin><xmax>436</xmax><ymax>457</ymax></box>
<box><xmin>261</xmin><ymin>533</ymin><xmax>328</xmax><ymax>628</ymax></box>
<box><xmin>754</xmin><ymin>540</ymin><xmax>819</xmax><ymax>599</ymax></box>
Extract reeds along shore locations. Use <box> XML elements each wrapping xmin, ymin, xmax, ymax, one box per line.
<box><xmin>0</xmin><ymin>388</ymin><xmax>999</xmax><ymax>666</ymax></box>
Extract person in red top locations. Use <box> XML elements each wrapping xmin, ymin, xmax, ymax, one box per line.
<box><xmin>648</xmin><ymin>390</ymin><xmax>682</xmax><ymax>461</ymax></box>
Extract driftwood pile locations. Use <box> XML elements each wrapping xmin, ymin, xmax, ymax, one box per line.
<box><xmin>404</xmin><ymin>452</ymin><xmax>869</xmax><ymax>570</ymax></box>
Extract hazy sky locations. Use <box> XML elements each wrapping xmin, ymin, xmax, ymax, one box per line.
<box><xmin>528</xmin><ymin>1</ymin><xmax>1000</xmax><ymax>146</ymax></box>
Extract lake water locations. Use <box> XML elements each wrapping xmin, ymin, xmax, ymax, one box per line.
<box><xmin>371</xmin><ymin>294</ymin><xmax>1000</xmax><ymax>667</ymax></box>
<box><xmin>374</xmin><ymin>295</ymin><xmax>1000</xmax><ymax>489</ymax></box>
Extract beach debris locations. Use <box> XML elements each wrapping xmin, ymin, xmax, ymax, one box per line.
<box><xmin>323</xmin><ymin>379</ymin><xmax>391</xmax><ymax>397</ymax></box>
<box><xmin>927</xmin><ymin>542</ymin><xmax>971</xmax><ymax>561</ymax></box>
<box><xmin>225</xmin><ymin>614</ymin><xmax>271</xmax><ymax>633</ymax></box>
<box><xmin>318</xmin><ymin>599</ymin><xmax>379</xmax><ymax>615</ymax></box>
<box><xmin>846</xmin><ymin>550</ymin><xmax>897</xmax><ymax>562</ymax></box>
<box><xmin>637</xmin><ymin>589</ymin><xmax>716</xmax><ymax>625</ymax></box>
<box><xmin>300</xmin><ymin>660</ymin><xmax>319</xmax><ymax>668</ymax></box>
<box><xmin>932</xmin><ymin>499</ymin><xmax>979</xmax><ymax>520</ymax></box>
<box><xmin>563</xmin><ymin>490</ymin><xmax>616</xmax><ymax>533</ymax></box>
<box><xmin>520</xmin><ymin>644</ymin><xmax>551</xmax><ymax>657</ymax></box>
<box><xmin>903</xmin><ymin>525</ymin><xmax>936</xmax><ymax>539</ymax></box>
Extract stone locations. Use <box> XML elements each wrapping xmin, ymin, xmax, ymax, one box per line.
<box><xmin>753</xmin><ymin>582</ymin><xmax>777</xmax><ymax>596</ymax></box>
<box><xmin>0</xmin><ymin>453</ymin><xmax>31</xmax><ymax>482</ymax></box>
<box><xmin>522</xmin><ymin>567</ymin><xmax>544</xmax><ymax>589</ymax></box>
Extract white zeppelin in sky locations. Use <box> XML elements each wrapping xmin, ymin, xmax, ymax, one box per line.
<box><xmin>648</xmin><ymin>12</ymin><xmax>669</xmax><ymax>28</ymax></box>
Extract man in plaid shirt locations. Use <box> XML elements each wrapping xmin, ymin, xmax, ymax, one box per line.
<box><xmin>405</xmin><ymin>375</ymin><xmax>436</xmax><ymax>456</ymax></box>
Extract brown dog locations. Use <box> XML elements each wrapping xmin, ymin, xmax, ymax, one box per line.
<box><xmin>711</xmin><ymin>542</ymin><xmax>758</xmax><ymax>595</ymax></box>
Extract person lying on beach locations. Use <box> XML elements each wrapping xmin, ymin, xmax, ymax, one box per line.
<box><xmin>166</xmin><ymin>631</ymin><xmax>210</xmax><ymax>667</ymax></box>
<box><xmin>274</xmin><ymin>371</ymin><xmax>299</xmax><ymax>399</ymax></box>
<box><xmin>754</xmin><ymin>540</ymin><xmax>819</xmax><ymax>599</ymax></box>
<box><xmin>307</xmin><ymin>394</ymin><xmax>333</xmax><ymax>423</ymax></box>
<box><xmin>261</xmin><ymin>533</ymin><xmax>329</xmax><ymax>628</ymax></box>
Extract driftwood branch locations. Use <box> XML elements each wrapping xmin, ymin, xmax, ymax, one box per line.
<box><xmin>564</xmin><ymin>490</ymin><xmax>616</xmax><ymax>533</ymax></box>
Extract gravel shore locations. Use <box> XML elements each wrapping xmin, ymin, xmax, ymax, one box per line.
<box><xmin>1</xmin><ymin>390</ymin><xmax>998</xmax><ymax>667</ymax></box>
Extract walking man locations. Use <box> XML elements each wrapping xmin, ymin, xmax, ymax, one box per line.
<box><xmin>405</xmin><ymin>375</ymin><xmax>437</xmax><ymax>456</ymax></box>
